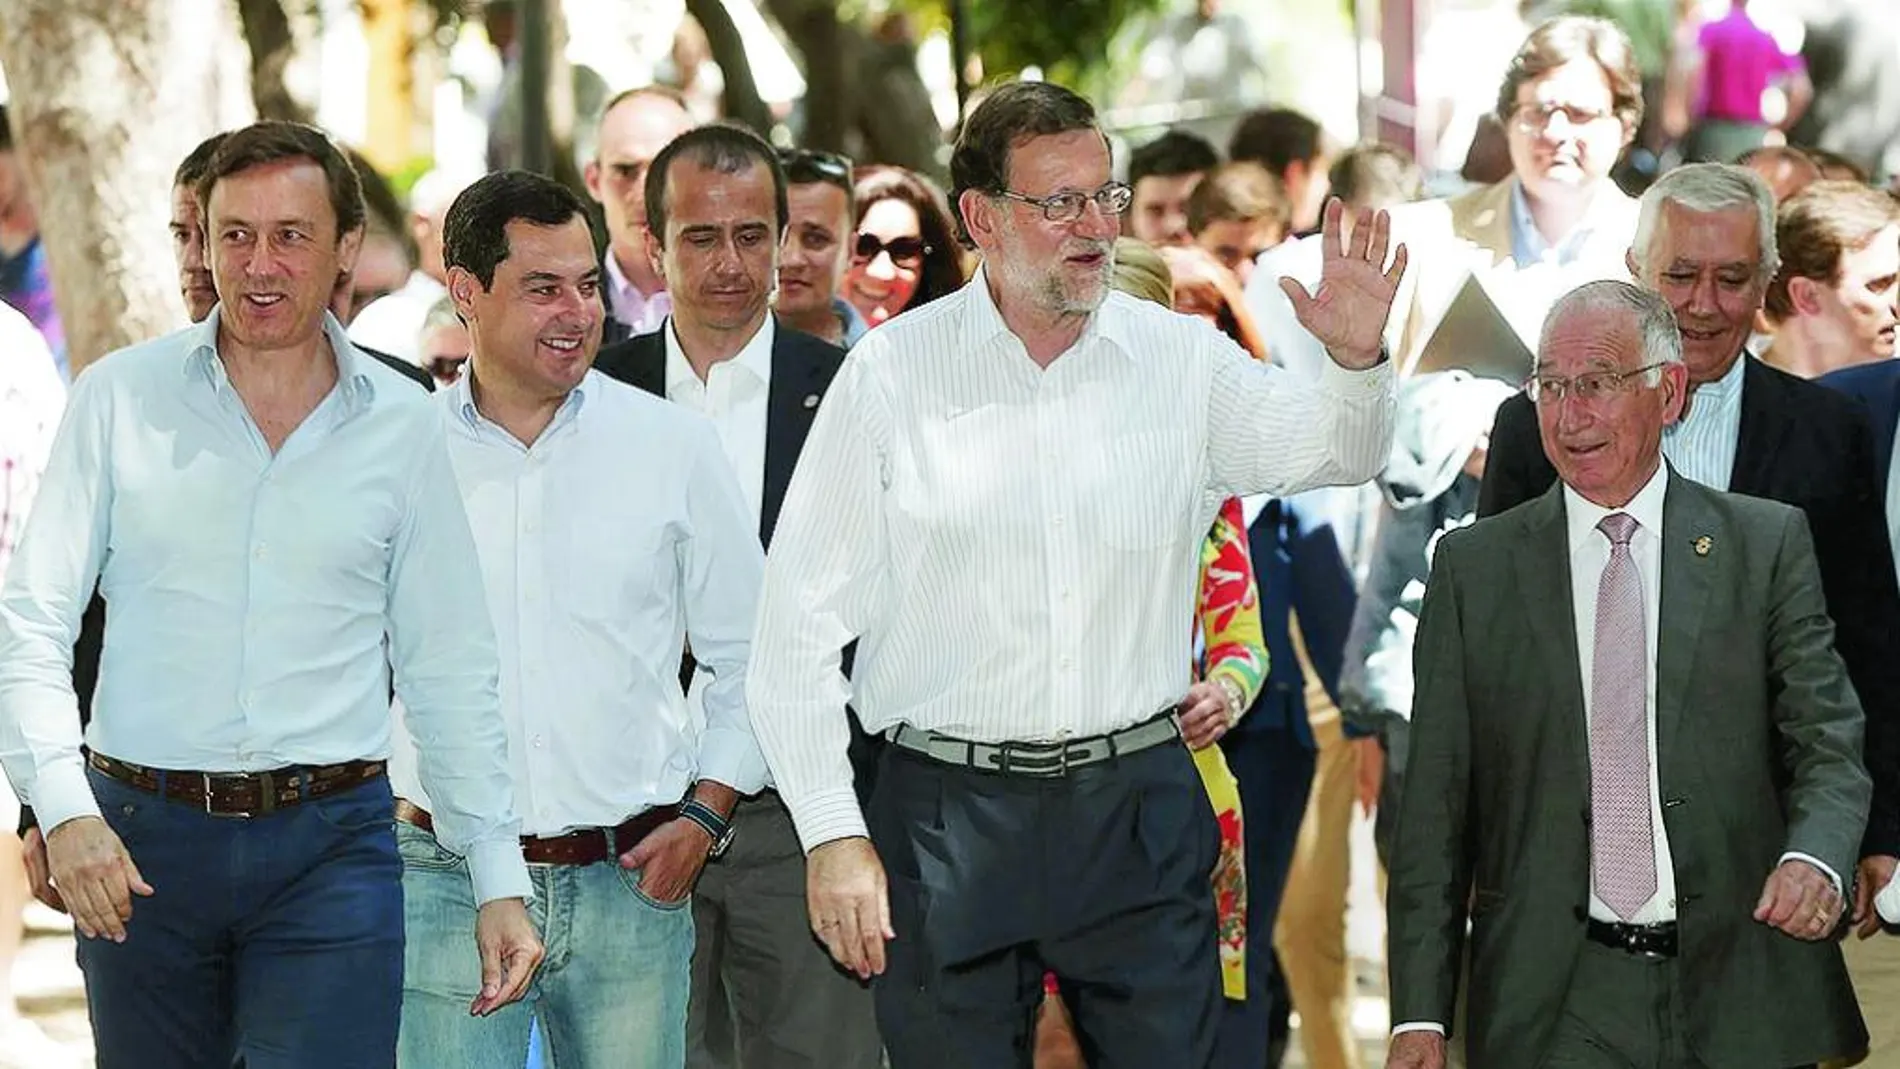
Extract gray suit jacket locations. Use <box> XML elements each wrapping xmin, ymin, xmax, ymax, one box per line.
<box><xmin>1388</xmin><ymin>471</ymin><xmax>1870</xmax><ymax>1069</ymax></box>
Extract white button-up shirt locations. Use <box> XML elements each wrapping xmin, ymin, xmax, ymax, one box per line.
<box><xmin>0</xmin><ymin>306</ymin><xmax>62</xmax><ymax>584</ymax></box>
<box><xmin>665</xmin><ymin>315</ymin><xmax>773</xmax><ymax>529</ymax></box>
<box><xmin>0</xmin><ymin>310</ymin><xmax>529</xmax><ymax>903</ymax></box>
<box><xmin>748</xmin><ymin>270</ymin><xmax>1396</xmax><ymax>851</ymax></box>
<box><xmin>387</xmin><ymin>370</ymin><xmax>768</xmax><ymax>837</ymax></box>
<box><xmin>1662</xmin><ymin>351</ymin><xmax>1746</xmax><ymax>490</ymax></box>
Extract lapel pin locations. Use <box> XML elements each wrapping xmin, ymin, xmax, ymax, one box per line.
<box><xmin>803</xmin><ymin>393</ymin><xmax>820</xmax><ymax>410</ymax></box>
<box><xmin>1693</xmin><ymin>535</ymin><xmax>1713</xmax><ymax>557</ymax></box>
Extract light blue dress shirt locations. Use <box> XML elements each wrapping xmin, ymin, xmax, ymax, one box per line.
<box><xmin>1662</xmin><ymin>351</ymin><xmax>1747</xmax><ymax>490</ymax></box>
<box><xmin>1508</xmin><ymin>179</ymin><xmax>1600</xmax><ymax>270</ymax></box>
<box><xmin>0</xmin><ymin>310</ymin><xmax>530</xmax><ymax>905</ymax></box>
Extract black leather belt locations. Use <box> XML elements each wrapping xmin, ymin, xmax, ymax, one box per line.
<box><xmin>1585</xmin><ymin>917</ymin><xmax>1678</xmax><ymax>958</ymax></box>
<box><xmin>887</xmin><ymin>709</ymin><xmax>1180</xmax><ymax>777</ymax></box>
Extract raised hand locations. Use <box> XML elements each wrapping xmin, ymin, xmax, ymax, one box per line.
<box><xmin>1279</xmin><ymin>197</ymin><xmax>1409</xmax><ymax>370</ymax></box>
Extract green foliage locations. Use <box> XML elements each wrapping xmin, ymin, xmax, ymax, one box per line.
<box><xmin>1539</xmin><ymin>0</ymin><xmax>1676</xmax><ymax>74</ymax></box>
<box><xmin>873</xmin><ymin>0</ymin><xmax>1169</xmax><ymax>84</ymax></box>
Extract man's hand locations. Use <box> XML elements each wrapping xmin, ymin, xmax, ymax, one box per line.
<box><xmin>1279</xmin><ymin>197</ymin><xmax>1409</xmax><ymax>370</ymax></box>
<box><xmin>470</xmin><ymin>898</ymin><xmax>542</xmax><ymax>1016</ymax></box>
<box><xmin>1355</xmin><ymin>736</ymin><xmax>1385</xmax><ymax>815</ymax></box>
<box><xmin>618</xmin><ymin>819</ymin><xmax>714</xmax><ymax>906</ymax></box>
<box><xmin>1754</xmin><ymin>858</ymin><xmax>1843</xmax><ymax>941</ymax></box>
<box><xmin>21</xmin><ymin>826</ymin><xmax>65</xmax><ymax>913</ymax></box>
<box><xmin>1853</xmin><ymin>854</ymin><xmax>1897</xmax><ymax>939</ymax></box>
<box><xmin>45</xmin><ymin>816</ymin><xmax>151</xmax><ymax>941</ymax></box>
<box><xmin>1177</xmin><ymin>682</ymin><xmax>1233</xmax><ymax>751</ymax></box>
<box><xmin>807</xmin><ymin>836</ymin><xmax>893</xmax><ymax>980</ymax></box>
<box><xmin>1386</xmin><ymin>1030</ymin><xmax>1447</xmax><ymax>1069</ymax></box>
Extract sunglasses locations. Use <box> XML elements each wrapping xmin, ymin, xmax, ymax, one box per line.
<box><xmin>778</xmin><ymin>149</ymin><xmax>853</xmax><ymax>187</ymax></box>
<box><xmin>853</xmin><ymin>233</ymin><xmax>931</xmax><ymax>266</ymax></box>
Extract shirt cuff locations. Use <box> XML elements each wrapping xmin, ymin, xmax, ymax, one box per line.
<box><xmin>31</xmin><ymin>755</ymin><xmax>102</xmax><ymax>835</ymax></box>
<box><xmin>464</xmin><ymin>836</ymin><xmax>533</xmax><ymax>907</ymax></box>
<box><xmin>697</xmin><ymin>729</ymin><xmax>772</xmax><ymax>798</ymax></box>
<box><xmin>1317</xmin><ymin>348</ymin><xmax>1395</xmax><ymax>398</ymax></box>
<box><xmin>784</xmin><ymin>785</ymin><xmax>870</xmax><ymax>855</ymax></box>
<box><xmin>1780</xmin><ymin>851</ymin><xmax>1844</xmax><ymax>898</ymax></box>
<box><xmin>1391</xmin><ymin>1022</ymin><xmax>1447</xmax><ymax>1037</ymax></box>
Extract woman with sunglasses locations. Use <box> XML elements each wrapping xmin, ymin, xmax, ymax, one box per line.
<box><xmin>843</xmin><ymin>166</ymin><xmax>966</xmax><ymax>327</ymax></box>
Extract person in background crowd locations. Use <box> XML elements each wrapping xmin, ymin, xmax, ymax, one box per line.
<box><xmin>1737</xmin><ymin>144</ymin><xmax>1822</xmax><ymax>203</ymax></box>
<box><xmin>417</xmin><ymin>295</ymin><xmax>471</xmax><ymax>387</ymax></box>
<box><xmin>1160</xmin><ymin>243</ymin><xmax>1270</xmax><ymax>360</ymax></box>
<box><xmin>1479</xmin><ymin>162</ymin><xmax>1900</xmax><ymax>956</ymax></box>
<box><xmin>1803</xmin><ymin>147</ymin><xmax>1869</xmax><ymax>184</ymax></box>
<box><xmin>391</xmin><ymin>168</ymin><xmax>766</xmax><ymax>1069</ymax></box>
<box><xmin>1127</xmin><ymin>129</ymin><xmax>1220</xmax><ymax>248</ymax></box>
<box><xmin>1388</xmin><ymin>280</ymin><xmax>1868</xmax><ymax>1069</ymax></box>
<box><xmin>1229</xmin><ymin>107</ymin><xmax>1332</xmax><ymax>237</ymax></box>
<box><xmin>776</xmin><ymin>148</ymin><xmax>868</xmax><ymax>348</ymax></box>
<box><xmin>1760</xmin><ymin>180</ymin><xmax>1900</xmax><ymax>379</ymax></box>
<box><xmin>350</xmin><ymin>168</ymin><xmax>478</xmax><ymax>363</ymax></box>
<box><xmin>0</xmin><ymin>107</ymin><xmax>64</xmax><ymax>379</ymax></box>
<box><xmin>1187</xmin><ymin>161</ymin><xmax>1290</xmax><ymax>287</ymax></box>
<box><xmin>592</xmin><ymin>124</ymin><xmax>881</xmax><ymax>1069</ymax></box>
<box><xmin>0</xmin><ymin>301</ymin><xmax>67</xmax><ymax>1069</ymax></box>
<box><xmin>583</xmin><ymin>87</ymin><xmax>697</xmax><ymax>344</ymax></box>
<box><xmin>1249</xmin><ymin>142</ymin><xmax>1425</xmax><ymax>384</ymax></box>
<box><xmin>1678</xmin><ymin>0</ymin><xmax>1812</xmax><ymax>164</ymax></box>
<box><xmin>841</xmin><ymin>165</ymin><xmax>964</xmax><ymax>327</ymax></box>
<box><xmin>0</xmin><ymin>119</ymin><xmax>540</xmax><ymax>1069</ymax></box>
<box><xmin>745</xmin><ymin>78</ymin><xmax>1405</xmax><ymax>1067</ymax></box>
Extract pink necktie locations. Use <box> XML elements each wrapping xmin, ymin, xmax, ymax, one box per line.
<box><xmin>1590</xmin><ymin>511</ymin><xmax>1657</xmax><ymax>921</ymax></box>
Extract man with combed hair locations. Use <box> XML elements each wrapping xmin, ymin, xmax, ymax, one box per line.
<box><xmin>1389</xmin><ymin>279</ymin><xmax>1869</xmax><ymax>1069</ymax></box>
<box><xmin>1760</xmin><ymin>180</ymin><xmax>1900</xmax><ymax>379</ymax></box>
<box><xmin>1480</xmin><ymin>163</ymin><xmax>1900</xmax><ymax>930</ymax></box>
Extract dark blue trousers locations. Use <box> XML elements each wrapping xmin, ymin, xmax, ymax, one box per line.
<box><xmin>78</xmin><ymin>766</ymin><xmax>404</xmax><ymax>1069</ymax></box>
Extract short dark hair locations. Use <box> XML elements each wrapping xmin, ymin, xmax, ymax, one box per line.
<box><xmin>174</xmin><ymin>132</ymin><xmax>231</xmax><ymax>191</ymax></box>
<box><xmin>1327</xmin><ymin>142</ymin><xmax>1424</xmax><ymax>210</ymax></box>
<box><xmin>853</xmin><ymin>165</ymin><xmax>966</xmax><ymax>312</ymax></box>
<box><xmin>643</xmin><ymin>122</ymin><xmax>788</xmax><ymax>245</ymax></box>
<box><xmin>443</xmin><ymin>169</ymin><xmax>596</xmax><ymax>290</ymax></box>
<box><xmin>1129</xmin><ymin>129</ymin><xmax>1219</xmax><ymax>189</ymax></box>
<box><xmin>780</xmin><ymin>148</ymin><xmax>855</xmax><ymax>207</ymax></box>
<box><xmin>1494</xmin><ymin>16</ymin><xmax>1643</xmax><ymax>135</ymax></box>
<box><xmin>949</xmin><ymin>81</ymin><xmax>1103</xmax><ymax>246</ymax></box>
<box><xmin>196</xmin><ymin>121</ymin><xmax>366</xmax><ymax>239</ymax></box>
<box><xmin>1186</xmin><ymin>162</ymin><xmax>1287</xmax><ymax>235</ymax></box>
<box><xmin>1765</xmin><ymin>180</ymin><xmax>1900</xmax><ymax>322</ymax></box>
<box><xmin>1228</xmin><ymin>108</ymin><xmax>1324</xmax><ymax>177</ymax></box>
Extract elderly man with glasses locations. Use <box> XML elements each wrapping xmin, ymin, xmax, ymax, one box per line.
<box><xmin>744</xmin><ymin>80</ymin><xmax>1407</xmax><ymax>1067</ymax></box>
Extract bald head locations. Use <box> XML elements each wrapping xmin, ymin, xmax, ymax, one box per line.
<box><xmin>585</xmin><ymin>88</ymin><xmax>696</xmax><ymax>290</ymax></box>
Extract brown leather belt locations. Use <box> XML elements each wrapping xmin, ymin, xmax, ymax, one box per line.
<box><xmin>86</xmin><ymin>750</ymin><xmax>385</xmax><ymax>818</ymax></box>
<box><xmin>394</xmin><ymin>799</ymin><xmax>680</xmax><ymax>866</ymax></box>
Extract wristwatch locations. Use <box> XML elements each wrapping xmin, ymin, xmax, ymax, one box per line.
<box><xmin>680</xmin><ymin>798</ymin><xmax>737</xmax><ymax>859</ymax></box>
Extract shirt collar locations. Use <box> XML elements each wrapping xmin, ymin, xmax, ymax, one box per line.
<box><xmin>451</xmin><ymin>362</ymin><xmax>590</xmax><ymax>435</ymax></box>
<box><xmin>1564</xmin><ymin>461</ymin><xmax>1668</xmax><ymax>555</ymax></box>
<box><xmin>603</xmin><ymin>252</ymin><xmax>667</xmax><ymax>318</ymax></box>
<box><xmin>960</xmin><ymin>264</ymin><xmax>1135</xmax><ymax>360</ymax></box>
<box><xmin>1694</xmin><ymin>348</ymin><xmax>1748</xmax><ymax>405</ymax></box>
<box><xmin>1509</xmin><ymin>177</ymin><xmax>1610</xmax><ymax>268</ymax></box>
<box><xmin>183</xmin><ymin>307</ymin><xmax>377</xmax><ymax>410</ymax></box>
<box><xmin>664</xmin><ymin>314</ymin><xmax>775</xmax><ymax>393</ymax></box>
<box><xmin>834</xmin><ymin>297</ymin><xmax>870</xmax><ymax>347</ymax></box>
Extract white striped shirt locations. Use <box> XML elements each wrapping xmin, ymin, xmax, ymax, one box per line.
<box><xmin>747</xmin><ymin>270</ymin><xmax>1397</xmax><ymax>851</ymax></box>
<box><xmin>1661</xmin><ymin>351</ymin><xmax>1746</xmax><ymax>489</ymax></box>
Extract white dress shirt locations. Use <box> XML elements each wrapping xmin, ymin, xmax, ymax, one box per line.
<box><xmin>605</xmin><ymin>253</ymin><xmax>673</xmax><ymax>337</ymax></box>
<box><xmin>1662</xmin><ymin>351</ymin><xmax>1746</xmax><ymax>490</ymax></box>
<box><xmin>664</xmin><ymin>315</ymin><xmax>773</xmax><ymax>529</ymax></box>
<box><xmin>747</xmin><ymin>269</ymin><xmax>1396</xmax><ymax>851</ymax></box>
<box><xmin>0</xmin><ymin>310</ymin><xmax>529</xmax><ymax>904</ymax></box>
<box><xmin>387</xmin><ymin>370</ymin><xmax>768</xmax><ymax>837</ymax></box>
<box><xmin>0</xmin><ymin>308</ymin><xmax>62</xmax><ymax>584</ymax></box>
<box><xmin>347</xmin><ymin>270</ymin><xmax>448</xmax><ymax>366</ymax></box>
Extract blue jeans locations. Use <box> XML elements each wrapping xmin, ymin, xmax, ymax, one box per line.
<box><xmin>78</xmin><ymin>766</ymin><xmax>403</xmax><ymax>1069</ymax></box>
<box><xmin>396</xmin><ymin>821</ymin><xmax>694</xmax><ymax>1069</ymax></box>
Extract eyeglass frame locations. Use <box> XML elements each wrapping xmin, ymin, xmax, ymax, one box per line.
<box><xmin>851</xmin><ymin>232</ymin><xmax>932</xmax><ymax>266</ymax></box>
<box><xmin>1510</xmin><ymin>100</ymin><xmax>1621</xmax><ymax>135</ymax></box>
<box><xmin>1526</xmin><ymin>361</ymin><xmax>1667</xmax><ymax>404</ymax></box>
<box><xmin>992</xmin><ymin>182</ymin><xmax>1134</xmax><ymax>224</ymax></box>
<box><xmin>777</xmin><ymin>149</ymin><xmax>854</xmax><ymax>195</ymax></box>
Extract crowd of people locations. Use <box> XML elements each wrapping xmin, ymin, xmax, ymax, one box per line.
<box><xmin>0</xmin><ymin>5</ymin><xmax>1897</xmax><ymax>1069</ymax></box>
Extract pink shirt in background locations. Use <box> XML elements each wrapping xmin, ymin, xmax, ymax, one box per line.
<box><xmin>1696</xmin><ymin>4</ymin><xmax>1804</xmax><ymax>123</ymax></box>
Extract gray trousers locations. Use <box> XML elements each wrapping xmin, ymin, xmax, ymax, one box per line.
<box><xmin>687</xmin><ymin>791</ymin><xmax>883</xmax><ymax>1069</ymax></box>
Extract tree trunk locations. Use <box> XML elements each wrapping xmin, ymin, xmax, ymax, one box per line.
<box><xmin>685</xmin><ymin>0</ymin><xmax>773</xmax><ymax>136</ymax></box>
<box><xmin>855</xmin><ymin>34</ymin><xmax>949</xmax><ymax>182</ymax></box>
<box><xmin>235</xmin><ymin>0</ymin><xmax>313</xmax><ymax>122</ymax></box>
<box><xmin>0</xmin><ymin>0</ymin><xmax>255</xmax><ymax>374</ymax></box>
<box><xmin>762</xmin><ymin>0</ymin><xmax>854</xmax><ymax>153</ymax></box>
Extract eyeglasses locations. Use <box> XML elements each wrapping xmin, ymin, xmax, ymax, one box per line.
<box><xmin>1526</xmin><ymin>362</ymin><xmax>1664</xmax><ymax>404</ymax></box>
<box><xmin>853</xmin><ymin>232</ymin><xmax>931</xmax><ymax>266</ymax></box>
<box><xmin>993</xmin><ymin>182</ymin><xmax>1134</xmax><ymax>224</ymax></box>
<box><xmin>1511</xmin><ymin>101</ymin><xmax>1619</xmax><ymax>134</ymax></box>
<box><xmin>778</xmin><ymin>149</ymin><xmax>853</xmax><ymax>187</ymax></box>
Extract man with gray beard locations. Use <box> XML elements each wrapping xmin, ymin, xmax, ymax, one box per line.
<box><xmin>744</xmin><ymin>80</ymin><xmax>1409</xmax><ymax>1068</ymax></box>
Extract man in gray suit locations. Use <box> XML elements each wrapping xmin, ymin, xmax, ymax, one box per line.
<box><xmin>1386</xmin><ymin>280</ymin><xmax>1870</xmax><ymax>1069</ymax></box>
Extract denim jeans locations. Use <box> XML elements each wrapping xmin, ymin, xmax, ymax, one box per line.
<box><xmin>395</xmin><ymin>820</ymin><xmax>694</xmax><ymax>1069</ymax></box>
<box><xmin>78</xmin><ymin>766</ymin><xmax>404</xmax><ymax>1069</ymax></box>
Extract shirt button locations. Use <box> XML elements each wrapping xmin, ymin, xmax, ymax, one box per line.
<box><xmin>1052</xmin><ymin>515</ymin><xmax>1066</xmax><ymax>526</ymax></box>
<box><xmin>253</xmin><ymin>544</ymin><xmax>268</xmax><ymax>560</ymax></box>
<box><xmin>1059</xmin><ymin>657</ymin><xmax>1074</xmax><ymax>671</ymax></box>
<box><xmin>531</xmin><ymin>736</ymin><xmax>545</xmax><ymax>749</ymax></box>
<box><xmin>1059</xmin><ymin>588</ymin><xmax>1072</xmax><ymax>601</ymax></box>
